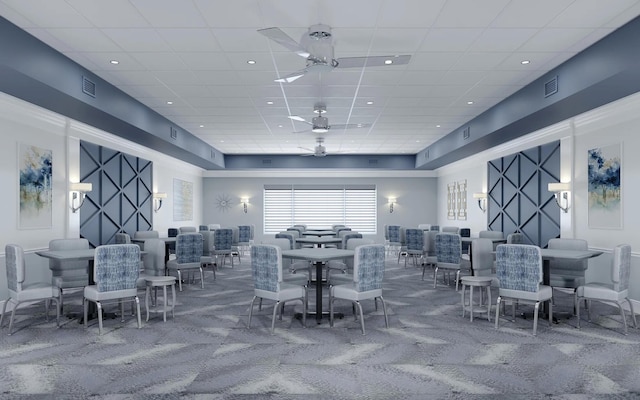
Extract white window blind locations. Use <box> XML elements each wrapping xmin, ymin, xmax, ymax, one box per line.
<box><xmin>263</xmin><ymin>185</ymin><xmax>377</xmax><ymax>234</ymax></box>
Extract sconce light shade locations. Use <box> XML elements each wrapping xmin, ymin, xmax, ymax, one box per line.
<box><xmin>241</xmin><ymin>197</ymin><xmax>249</xmax><ymax>213</ymax></box>
<box><xmin>70</xmin><ymin>182</ymin><xmax>92</xmax><ymax>213</ymax></box>
<box><xmin>388</xmin><ymin>197</ymin><xmax>396</xmax><ymax>213</ymax></box>
<box><xmin>153</xmin><ymin>192</ymin><xmax>167</xmax><ymax>213</ymax></box>
<box><xmin>548</xmin><ymin>182</ymin><xmax>571</xmax><ymax>213</ymax></box>
<box><xmin>472</xmin><ymin>192</ymin><xmax>487</xmax><ymax>213</ymax></box>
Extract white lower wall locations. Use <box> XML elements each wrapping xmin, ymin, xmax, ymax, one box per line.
<box><xmin>0</xmin><ymin>92</ymin><xmax>204</xmax><ymax>304</ymax></box>
<box><xmin>436</xmin><ymin>91</ymin><xmax>640</xmax><ymax>302</ymax></box>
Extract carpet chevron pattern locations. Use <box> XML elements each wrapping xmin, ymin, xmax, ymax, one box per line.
<box><xmin>1</xmin><ymin>252</ymin><xmax>640</xmax><ymax>398</ymax></box>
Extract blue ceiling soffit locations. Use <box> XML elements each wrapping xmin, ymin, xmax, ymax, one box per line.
<box><xmin>224</xmin><ymin>154</ymin><xmax>416</xmax><ymax>169</ymax></box>
<box><xmin>416</xmin><ymin>15</ymin><xmax>640</xmax><ymax>170</ymax></box>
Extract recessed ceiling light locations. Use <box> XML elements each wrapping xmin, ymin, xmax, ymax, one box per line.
<box><xmin>467</xmin><ymin>101</ymin><xmax>474</xmax><ymax>105</ymax></box>
<box><xmin>416</xmin><ymin>140</ymin><xmax>420</xmax><ymax>143</ymax></box>
<box><xmin>247</xmin><ymin>60</ymin><xmax>256</xmax><ymax>65</ymax></box>
<box><xmin>266</xmin><ymin>101</ymin><xmax>273</xmax><ymax>105</ymax></box>
<box><xmin>220</xmin><ymin>140</ymin><xmax>224</xmax><ymax>143</ymax></box>
<box><xmin>278</xmin><ymin>124</ymin><xmax>283</xmax><ymax>128</ymax></box>
<box><xmin>199</xmin><ymin>125</ymin><xmax>204</xmax><ymax>128</ymax></box>
<box><xmin>521</xmin><ymin>60</ymin><xmax>530</xmax><ymax>65</ymax></box>
<box><xmin>384</xmin><ymin>59</ymin><xmax>393</xmax><ymax>65</ymax></box>
<box><xmin>110</xmin><ymin>60</ymin><xmax>119</xmax><ymax>65</ymax></box>
<box><xmin>436</xmin><ymin>125</ymin><xmax>441</xmax><ymax>128</ymax></box>
<box><xmin>366</xmin><ymin>101</ymin><xmax>374</xmax><ymax>105</ymax></box>
<box><xmin>166</xmin><ymin>101</ymin><xmax>173</xmax><ymax>105</ymax></box>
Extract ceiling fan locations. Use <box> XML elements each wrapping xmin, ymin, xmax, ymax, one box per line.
<box><xmin>289</xmin><ymin>102</ymin><xmax>372</xmax><ymax>133</ymax></box>
<box><xmin>299</xmin><ymin>137</ymin><xmax>331</xmax><ymax>157</ymax></box>
<box><xmin>258</xmin><ymin>24</ymin><xmax>411</xmax><ymax>83</ymax></box>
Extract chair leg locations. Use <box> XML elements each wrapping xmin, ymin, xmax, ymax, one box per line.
<box><xmin>135</xmin><ymin>296</ymin><xmax>142</xmax><ymax>329</ymax></box>
<box><xmin>199</xmin><ymin>267</ymin><xmax>204</xmax><ymax>289</ymax></box>
<box><xmin>433</xmin><ymin>266</ymin><xmax>438</xmax><ymax>288</ymax></box>
<box><xmin>329</xmin><ymin>288</ymin><xmax>334</xmax><ymax>327</ymax></box>
<box><xmin>248</xmin><ymin>296</ymin><xmax>257</xmax><ymax>328</ymax></box>
<box><xmin>576</xmin><ymin>295</ymin><xmax>582</xmax><ymax>328</ymax></box>
<box><xmin>0</xmin><ymin>297</ymin><xmax>9</xmax><ymax>329</ymax></box>
<box><xmin>145</xmin><ymin>286</ymin><xmax>151</xmax><ymax>322</ymax></box>
<box><xmin>53</xmin><ymin>297</ymin><xmax>60</xmax><ymax>328</ymax></box>
<box><xmin>533</xmin><ymin>301</ymin><xmax>540</xmax><ymax>336</ymax></box>
<box><xmin>302</xmin><ymin>287</ymin><xmax>307</xmax><ymax>328</ymax></box>
<box><xmin>83</xmin><ymin>298</ymin><xmax>88</xmax><ymax>329</ymax></box>
<box><xmin>627</xmin><ymin>298</ymin><xmax>637</xmax><ymax>328</ymax></box>
<box><xmin>548</xmin><ymin>299</ymin><xmax>553</xmax><ymax>328</ymax></box>
<box><xmin>379</xmin><ymin>296</ymin><xmax>389</xmax><ymax>328</ymax></box>
<box><xmin>177</xmin><ymin>270</ymin><xmax>183</xmax><ymax>291</ymax></box>
<box><xmin>356</xmin><ymin>301</ymin><xmax>365</xmax><ymax>335</ymax></box>
<box><xmin>8</xmin><ymin>300</ymin><xmax>19</xmax><ymax>335</ymax></box>
<box><xmin>617</xmin><ymin>301</ymin><xmax>628</xmax><ymax>335</ymax></box>
<box><xmin>495</xmin><ymin>296</ymin><xmax>502</xmax><ymax>329</ymax></box>
<box><xmin>271</xmin><ymin>301</ymin><xmax>280</xmax><ymax>334</ymax></box>
<box><xmin>97</xmin><ymin>301</ymin><xmax>104</xmax><ymax>335</ymax></box>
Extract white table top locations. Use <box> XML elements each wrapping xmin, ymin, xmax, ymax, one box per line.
<box><xmin>282</xmin><ymin>248</ymin><xmax>354</xmax><ymax>262</ymax></box>
<box><xmin>36</xmin><ymin>248</ymin><xmax>96</xmax><ymax>261</ymax></box>
<box><xmin>295</xmin><ymin>237</ymin><xmax>342</xmax><ymax>245</ymax></box>
<box><xmin>302</xmin><ymin>230</ymin><xmax>337</xmax><ymax>236</ymax></box>
<box><xmin>539</xmin><ymin>248</ymin><xmax>603</xmax><ymax>260</ymax></box>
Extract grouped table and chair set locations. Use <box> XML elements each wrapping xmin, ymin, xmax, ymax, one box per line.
<box><xmin>387</xmin><ymin>224</ymin><xmax>635</xmax><ymax>336</ymax></box>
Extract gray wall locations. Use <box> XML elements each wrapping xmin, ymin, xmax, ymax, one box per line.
<box><xmin>202</xmin><ymin>177</ymin><xmax>437</xmax><ymax>244</ymax></box>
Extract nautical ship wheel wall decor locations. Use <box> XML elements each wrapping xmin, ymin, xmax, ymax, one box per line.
<box><xmin>215</xmin><ymin>193</ymin><xmax>233</xmax><ymax>212</ymax></box>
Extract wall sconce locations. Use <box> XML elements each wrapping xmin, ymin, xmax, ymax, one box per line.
<box><xmin>548</xmin><ymin>182</ymin><xmax>571</xmax><ymax>213</ymax></box>
<box><xmin>472</xmin><ymin>192</ymin><xmax>487</xmax><ymax>213</ymax></box>
<box><xmin>153</xmin><ymin>192</ymin><xmax>167</xmax><ymax>213</ymax></box>
<box><xmin>70</xmin><ymin>182</ymin><xmax>92</xmax><ymax>213</ymax></box>
<box><xmin>241</xmin><ymin>197</ymin><xmax>249</xmax><ymax>213</ymax></box>
<box><xmin>388</xmin><ymin>197</ymin><xmax>396</xmax><ymax>213</ymax></box>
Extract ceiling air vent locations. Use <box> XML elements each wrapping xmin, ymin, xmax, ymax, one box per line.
<box><xmin>82</xmin><ymin>76</ymin><xmax>96</xmax><ymax>97</ymax></box>
<box><xmin>425</xmin><ymin>149</ymin><xmax>429</xmax><ymax>159</ymax></box>
<box><xmin>544</xmin><ymin>76</ymin><xmax>558</xmax><ymax>98</ymax></box>
<box><xmin>463</xmin><ymin>126</ymin><xmax>470</xmax><ymax>140</ymax></box>
<box><xmin>210</xmin><ymin>150</ymin><xmax>215</xmax><ymax>159</ymax></box>
<box><xmin>170</xmin><ymin>127</ymin><xmax>177</xmax><ymax>140</ymax></box>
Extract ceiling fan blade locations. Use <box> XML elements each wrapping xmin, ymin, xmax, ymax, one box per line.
<box><xmin>288</xmin><ymin>115</ymin><xmax>311</xmax><ymax>123</ymax></box>
<box><xmin>274</xmin><ymin>69</ymin><xmax>307</xmax><ymax>83</ymax></box>
<box><xmin>292</xmin><ymin>128</ymin><xmax>312</xmax><ymax>134</ymax></box>
<box><xmin>257</xmin><ymin>27</ymin><xmax>310</xmax><ymax>58</ymax></box>
<box><xmin>335</xmin><ymin>54</ymin><xmax>411</xmax><ymax>68</ymax></box>
<box><xmin>329</xmin><ymin>123</ymin><xmax>373</xmax><ymax>130</ymax></box>
<box><xmin>298</xmin><ymin>146</ymin><xmax>314</xmax><ymax>152</ymax></box>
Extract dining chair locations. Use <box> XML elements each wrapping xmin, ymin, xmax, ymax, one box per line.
<box><xmin>238</xmin><ymin>225</ymin><xmax>252</xmax><ymax>256</ymax></box>
<box><xmin>403</xmin><ymin>228</ymin><xmax>424</xmax><ymax>267</ymax></box>
<box><xmin>166</xmin><ymin>233</ymin><xmax>204</xmax><ymax>291</ymax></box>
<box><xmin>213</xmin><ymin>228</ymin><xmax>234</xmax><ymax>268</ymax></box>
<box><xmin>200</xmin><ymin>230</ymin><xmax>216</xmax><ymax>280</ymax></box>
<box><xmin>48</xmin><ymin>238</ymin><xmax>90</xmax><ymax>314</ymax></box>
<box><xmin>576</xmin><ymin>244</ymin><xmax>637</xmax><ymax>334</ymax></box>
<box><xmin>494</xmin><ymin>244</ymin><xmax>553</xmax><ymax>336</ymax></box>
<box><xmin>1</xmin><ymin>244</ymin><xmax>60</xmax><ymax>335</ymax></box>
<box><xmin>471</xmin><ymin>238</ymin><xmax>499</xmax><ymax>287</ymax></box>
<box><xmin>506</xmin><ymin>233</ymin><xmax>524</xmax><ymax>244</ymax></box>
<box><xmin>421</xmin><ymin>230</ymin><xmax>438</xmax><ymax>280</ymax></box>
<box><xmin>198</xmin><ymin>225</ymin><xmax>209</xmax><ymax>231</ymax></box>
<box><xmin>115</xmin><ymin>233</ymin><xmax>131</xmax><ymax>244</ymax></box>
<box><xmin>434</xmin><ymin>233</ymin><xmax>463</xmax><ymax>290</ymax></box>
<box><xmin>329</xmin><ymin>244</ymin><xmax>389</xmax><ymax>335</ymax></box>
<box><xmin>547</xmin><ymin>238</ymin><xmax>589</xmax><ymax>299</ymax></box>
<box><xmin>248</xmin><ymin>244</ymin><xmax>307</xmax><ymax>334</ymax></box>
<box><xmin>263</xmin><ymin>238</ymin><xmax>311</xmax><ymax>283</ymax></box>
<box><xmin>83</xmin><ymin>244</ymin><xmax>142</xmax><ymax>335</ymax></box>
<box><xmin>442</xmin><ymin>226</ymin><xmax>460</xmax><ymax>234</ymax></box>
<box><xmin>387</xmin><ymin>225</ymin><xmax>402</xmax><ymax>257</ymax></box>
<box><xmin>179</xmin><ymin>226</ymin><xmax>197</xmax><ymax>233</ymax></box>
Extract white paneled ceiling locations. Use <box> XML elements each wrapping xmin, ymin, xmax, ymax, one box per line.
<box><xmin>1</xmin><ymin>0</ymin><xmax>639</xmax><ymax>156</ymax></box>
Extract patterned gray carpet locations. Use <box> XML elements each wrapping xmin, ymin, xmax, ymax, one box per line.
<box><xmin>1</xmin><ymin>252</ymin><xmax>640</xmax><ymax>399</ymax></box>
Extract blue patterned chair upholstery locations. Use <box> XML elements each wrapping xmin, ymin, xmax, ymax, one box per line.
<box><xmin>434</xmin><ymin>233</ymin><xmax>464</xmax><ymax>290</ymax></box>
<box><xmin>387</xmin><ymin>225</ymin><xmax>402</xmax><ymax>256</ymax></box>
<box><xmin>83</xmin><ymin>244</ymin><xmax>142</xmax><ymax>335</ymax></box>
<box><xmin>198</xmin><ymin>225</ymin><xmax>209</xmax><ymax>231</ymax></box>
<box><xmin>213</xmin><ymin>228</ymin><xmax>234</xmax><ymax>268</ymax></box>
<box><xmin>1</xmin><ymin>244</ymin><xmax>60</xmax><ymax>335</ymax></box>
<box><xmin>494</xmin><ymin>244</ymin><xmax>553</xmax><ymax>336</ymax></box>
<box><xmin>329</xmin><ymin>244</ymin><xmax>389</xmax><ymax>335</ymax></box>
<box><xmin>199</xmin><ymin>231</ymin><xmax>216</xmax><ymax>280</ymax></box>
<box><xmin>248</xmin><ymin>245</ymin><xmax>307</xmax><ymax>334</ymax></box>
<box><xmin>166</xmin><ymin>233</ymin><xmax>204</xmax><ymax>291</ymax></box>
<box><xmin>403</xmin><ymin>229</ymin><xmax>424</xmax><ymax>267</ymax></box>
<box><xmin>238</xmin><ymin>225</ymin><xmax>252</xmax><ymax>255</ymax></box>
<box><xmin>576</xmin><ymin>244</ymin><xmax>637</xmax><ymax>334</ymax></box>
<box><xmin>430</xmin><ymin>225</ymin><xmax>440</xmax><ymax>232</ymax></box>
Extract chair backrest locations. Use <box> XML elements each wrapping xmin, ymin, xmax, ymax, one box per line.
<box><xmin>201</xmin><ymin>230</ymin><xmax>215</xmax><ymax>256</ymax></box>
<box><xmin>275</xmin><ymin>232</ymin><xmax>295</xmax><ymax>249</ymax></box>
<box><xmin>263</xmin><ymin>238</ymin><xmax>291</xmax><ymax>251</ymax></box>
<box><xmin>459</xmin><ymin>228</ymin><xmax>471</xmax><ymax>237</ymax></box>
<box><xmin>167</xmin><ymin>228</ymin><xmax>179</xmax><ymax>237</ymax></box>
<box><xmin>405</xmin><ymin>229</ymin><xmax>424</xmax><ymax>251</ymax></box>
<box><xmin>383</xmin><ymin>224</ymin><xmax>389</xmax><ymax>240</ymax></box>
<box><xmin>495</xmin><ymin>244</ymin><xmax>542</xmax><ymax>292</ymax></box>
<box><xmin>435</xmin><ymin>233</ymin><xmax>461</xmax><ymax>264</ymax></box>
<box><xmin>175</xmin><ymin>233</ymin><xmax>203</xmax><ymax>264</ymax></box>
<box><xmin>346</xmin><ymin>238</ymin><xmax>375</xmax><ymax>250</ymax></box>
<box><xmin>547</xmin><ymin>238</ymin><xmax>588</xmax><ymax>271</ymax></box>
<box><xmin>48</xmin><ymin>238</ymin><xmax>90</xmax><ymax>271</ymax></box>
<box><xmin>251</xmin><ymin>244</ymin><xmax>282</xmax><ymax>293</ymax></box>
<box><xmin>238</xmin><ymin>225</ymin><xmax>252</xmax><ymax>243</ymax></box>
<box><xmin>94</xmin><ymin>244</ymin><xmax>140</xmax><ymax>292</ymax></box>
<box><xmin>213</xmin><ymin>228</ymin><xmax>233</xmax><ymax>251</ymax></box>
<box><xmin>332</xmin><ymin>224</ymin><xmax>346</xmax><ymax>231</ymax></box>
<box><xmin>342</xmin><ymin>233</ymin><xmax>363</xmax><ymax>249</ymax></box>
<box><xmin>399</xmin><ymin>227</ymin><xmax>407</xmax><ymax>245</ymax></box>
<box><xmin>387</xmin><ymin>225</ymin><xmax>401</xmax><ymax>243</ymax></box>
<box><xmin>442</xmin><ymin>226</ymin><xmax>460</xmax><ymax>234</ymax></box>
<box><xmin>352</xmin><ymin>244</ymin><xmax>386</xmax><ymax>292</ymax></box>
<box><xmin>142</xmin><ymin>239</ymin><xmax>166</xmax><ymax>276</ymax></box>
<box><xmin>5</xmin><ymin>244</ymin><xmax>26</xmax><ymax>293</ymax></box>
<box><xmin>115</xmin><ymin>233</ymin><xmax>131</xmax><ymax>244</ymax></box>
<box><xmin>417</xmin><ymin>224</ymin><xmax>431</xmax><ymax>231</ymax></box>
<box><xmin>208</xmin><ymin>224</ymin><xmax>221</xmax><ymax>230</ymax></box>
<box><xmin>179</xmin><ymin>226</ymin><xmax>197</xmax><ymax>233</ymax></box>
<box><xmin>471</xmin><ymin>238</ymin><xmax>495</xmax><ymax>276</ymax></box>
<box><xmin>231</xmin><ymin>226</ymin><xmax>239</xmax><ymax>245</ymax></box>
<box><xmin>507</xmin><ymin>233</ymin><xmax>524</xmax><ymax>244</ymax></box>
<box><xmin>293</xmin><ymin>224</ymin><xmax>307</xmax><ymax>230</ymax></box>
<box><xmin>134</xmin><ymin>231</ymin><xmax>159</xmax><ymax>239</ymax></box>
<box><xmin>199</xmin><ymin>225</ymin><xmax>209</xmax><ymax>231</ymax></box>
<box><xmin>479</xmin><ymin>230</ymin><xmax>503</xmax><ymax>239</ymax></box>
<box><xmin>287</xmin><ymin>226</ymin><xmax>304</xmax><ymax>236</ymax></box>
<box><xmin>335</xmin><ymin>227</ymin><xmax>352</xmax><ymax>237</ymax></box>
<box><xmin>430</xmin><ymin>225</ymin><xmax>440</xmax><ymax>231</ymax></box>
<box><xmin>423</xmin><ymin>231</ymin><xmax>438</xmax><ymax>256</ymax></box>
<box><xmin>612</xmin><ymin>244</ymin><xmax>631</xmax><ymax>292</ymax></box>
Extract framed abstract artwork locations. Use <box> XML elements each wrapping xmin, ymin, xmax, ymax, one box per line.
<box><xmin>18</xmin><ymin>143</ymin><xmax>52</xmax><ymax>229</ymax></box>
<box><xmin>173</xmin><ymin>178</ymin><xmax>193</xmax><ymax>221</ymax></box>
<box><xmin>447</xmin><ymin>182</ymin><xmax>456</xmax><ymax>220</ymax></box>
<box><xmin>588</xmin><ymin>143</ymin><xmax>622</xmax><ymax>229</ymax></box>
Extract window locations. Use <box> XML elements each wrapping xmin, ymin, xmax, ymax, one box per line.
<box><xmin>264</xmin><ymin>185</ymin><xmax>377</xmax><ymax>234</ymax></box>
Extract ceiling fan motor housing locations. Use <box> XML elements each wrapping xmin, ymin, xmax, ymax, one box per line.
<box><xmin>301</xmin><ymin>24</ymin><xmax>335</xmax><ymax>68</ymax></box>
<box><xmin>311</xmin><ymin>115</ymin><xmax>330</xmax><ymax>133</ymax></box>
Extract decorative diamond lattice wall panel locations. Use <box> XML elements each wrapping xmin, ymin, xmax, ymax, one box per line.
<box><xmin>79</xmin><ymin>141</ymin><xmax>153</xmax><ymax>247</ymax></box>
<box><xmin>487</xmin><ymin>141</ymin><xmax>560</xmax><ymax>247</ymax></box>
